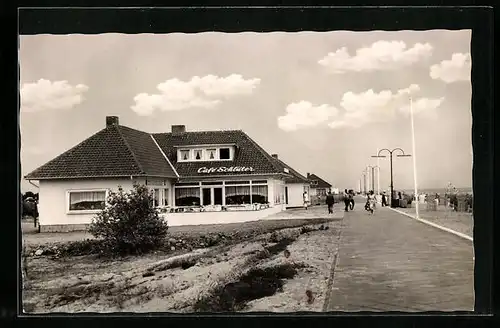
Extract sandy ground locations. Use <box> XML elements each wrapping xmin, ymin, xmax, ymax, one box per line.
<box><xmin>22</xmin><ymin>206</ymin><xmax>345</xmax><ymax>313</ymax></box>
<box><xmin>242</xmin><ymin>223</ymin><xmax>342</xmax><ymax>312</ymax></box>
<box><xmin>396</xmin><ymin>206</ymin><xmax>473</xmax><ymax>238</ymax></box>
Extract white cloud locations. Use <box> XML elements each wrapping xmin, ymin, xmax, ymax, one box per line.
<box><xmin>328</xmin><ymin>84</ymin><xmax>443</xmax><ymax>129</ymax></box>
<box><xmin>20</xmin><ymin>79</ymin><xmax>89</xmax><ymax>113</ymax></box>
<box><xmin>278</xmin><ymin>101</ymin><xmax>339</xmax><ymax>132</ymax></box>
<box><xmin>430</xmin><ymin>53</ymin><xmax>471</xmax><ymax>83</ymax></box>
<box><xmin>318</xmin><ymin>41</ymin><xmax>433</xmax><ymax>73</ymax></box>
<box><xmin>399</xmin><ymin>97</ymin><xmax>445</xmax><ymax>117</ymax></box>
<box><xmin>131</xmin><ymin>74</ymin><xmax>261</xmax><ymax>116</ymax></box>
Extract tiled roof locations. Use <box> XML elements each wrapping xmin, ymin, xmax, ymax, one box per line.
<box><xmin>24</xmin><ymin>125</ymin><xmax>177</xmax><ymax>180</ymax></box>
<box><xmin>308</xmin><ymin>173</ymin><xmax>332</xmax><ymax>188</ymax></box>
<box><xmin>152</xmin><ymin>130</ymin><xmax>286</xmax><ymax>177</ymax></box>
<box><xmin>273</xmin><ymin>158</ymin><xmax>309</xmax><ymax>184</ymax></box>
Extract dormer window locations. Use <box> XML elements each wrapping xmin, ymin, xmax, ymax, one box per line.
<box><xmin>177</xmin><ymin>145</ymin><xmax>235</xmax><ymax>162</ymax></box>
<box><xmin>194</xmin><ymin>149</ymin><xmax>203</xmax><ymax>160</ymax></box>
<box><xmin>219</xmin><ymin>148</ymin><xmax>230</xmax><ymax>160</ymax></box>
<box><xmin>180</xmin><ymin>150</ymin><xmax>190</xmax><ymax>161</ymax></box>
<box><xmin>207</xmin><ymin>149</ymin><xmax>216</xmax><ymax>160</ymax></box>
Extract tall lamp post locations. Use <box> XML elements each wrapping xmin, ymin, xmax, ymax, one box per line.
<box><xmin>372</xmin><ymin>148</ymin><xmax>411</xmax><ymax>207</ymax></box>
<box><xmin>361</xmin><ymin>171</ymin><xmax>367</xmax><ymax>195</ymax></box>
<box><xmin>376</xmin><ymin>148</ymin><xmax>381</xmax><ymax>195</ymax></box>
<box><xmin>409</xmin><ymin>95</ymin><xmax>420</xmax><ymax>218</ymax></box>
<box><xmin>366</xmin><ymin>165</ymin><xmax>379</xmax><ymax>193</ymax></box>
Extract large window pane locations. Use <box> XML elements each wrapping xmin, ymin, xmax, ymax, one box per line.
<box><xmin>225</xmin><ymin>181</ymin><xmax>250</xmax><ymax>185</ymax></box>
<box><xmin>69</xmin><ymin>191</ymin><xmax>106</xmax><ymax>211</ymax></box>
<box><xmin>225</xmin><ymin>186</ymin><xmax>251</xmax><ymax>205</ymax></box>
<box><xmin>252</xmin><ymin>185</ymin><xmax>268</xmax><ymax>204</ymax></box>
<box><xmin>175</xmin><ymin>188</ymin><xmax>201</xmax><ymax>206</ymax></box>
<box><xmin>219</xmin><ymin>148</ymin><xmax>230</xmax><ymax>160</ymax></box>
<box><xmin>154</xmin><ymin>189</ymin><xmax>161</xmax><ymax>207</ymax></box>
<box><xmin>180</xmin><ymin>150</ymin><xmax>190</xmax><ymax>161</ymax></box>
<box><xmin>162</xmin><ymin>188</ymin><xmax>169</xmax><ymax>206</ymax></box>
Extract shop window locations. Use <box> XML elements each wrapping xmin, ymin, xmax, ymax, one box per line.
<box><xmin>162</xmin><ymin>188</ymin><xmax>169</xmax><ymax>206</ymax></box>
<box><xmin>175</xmin><ymin>188</ymin><xmax>201</xmax><ymax>206</ymax></box>
<box><xmin>251</xmin><ymin>185</ymin><xmax>268</xmax><ymax>204</ymax></box>
<box><xmin>274</xmin><ymin>182</ymin><xmax>284</xmax><ymax>205</ymax></box>
<box><xmin>68</xmin><ymin>190</ymin><xmax>106</xmax><ymax>212</ymax></box>
<box><xmin>152</xmin><ymin>189</ymin><xmax>161</xmax><ymax>207</ymax></box>
<box><xmin>225</xmin><ymin>186</ymin><xmax>251</xmax><ymax>205</ymax></box>
<box><xmin>252</xmin><ymin>180</ymin><xmax>267</xmax><ymax>184</ymax></box>
<box><xmin>176</xmin><ymin>182</ymin><xmax>200</xmax><ymax>186</ymax></box>
<box><xmin>219</xmin><ymin>148</ymin><xmax>230</xmax><ymax>160</ymax></box>
<box><xmin>225</xmin><ymin>180</ymin><xmax>250</xmax><ymax>185</ymax></box>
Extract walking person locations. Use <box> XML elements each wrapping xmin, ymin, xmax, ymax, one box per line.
<box><xmin>365</xmin><ymin>190</ymin><xmax>375</xmax><ymax>215</ymax></box>
<box><xmin>381</xmin><ymin>191</ymin><xmax>387</xmax><ymax>207</ymax></box>
<box><xmin>303</xmin><ymin>191</ymin><xmax>309</xmax><ymax>210</ymax></box>
<box><xmin>349</xmin><ymin>190</ymin><xmax>355</xmax><ymax>210</ymax></box>
<box><xmin>326</xmin><ymin>191</ymin><xmax>335</xmax><ymax>214</ymax></box>
<box><xmin>343</xmin><ymin>189</ymin><xmax>350</xmax><ymax>212</ymax></box>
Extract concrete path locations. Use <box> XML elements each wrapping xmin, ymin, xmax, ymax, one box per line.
<box><xmin>326</xmin><ymin>197</ymin><xmax>474</xmax><ymax>312</ymax></box>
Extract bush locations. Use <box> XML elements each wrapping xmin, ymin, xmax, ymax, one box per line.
<box><xmin>88</xmin><ymin>184</ymin><xmax>169</xmax><ymax>256</ymax></box>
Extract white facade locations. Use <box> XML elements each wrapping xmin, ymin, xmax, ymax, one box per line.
<box><xmin>38</xmin><ymin>177</ymin><xmax>173</xmax><ymax>231</ymax></box>
<box><xmin>36</xmin><ymin>176</ymin><xmax>287</xmax><ymax>231</ymax></box>
<box><xmin>285</xmin><ymin>183</ymin><xmax>309</xmax><ymax>208</ymax></box>
<box><xmin>39</xmin><ymin>178</ymin><xmax>133</xmax><ymax>227</ymax></box>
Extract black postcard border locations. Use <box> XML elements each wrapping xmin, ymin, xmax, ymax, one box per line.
<box><xmin>1</xmin><ymin>5</ymin><xmax>495</xmax><ymax>327</ymax></box>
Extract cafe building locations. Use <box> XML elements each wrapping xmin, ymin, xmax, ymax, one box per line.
<box><xmin>25</xmin><ymin>116</ymin><xmax>305</xmax><ymax>231</ymax></box>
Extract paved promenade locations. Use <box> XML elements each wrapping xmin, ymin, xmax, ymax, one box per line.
<box><xmin>326</xmin><ymin>197</ymin><xmax>474</xmax><ymax>312</ymax></box>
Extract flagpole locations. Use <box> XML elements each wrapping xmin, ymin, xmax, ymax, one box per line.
<box><xmin>409</xmin><ymin>96</ymin><xmax>420</xmax><ymax>219</ymax></box>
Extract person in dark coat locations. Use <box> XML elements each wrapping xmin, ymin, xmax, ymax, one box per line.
<box><xmin>349</xmin><ymin>190</ymin><xmax>355</xmax><ymax>210</ymax></box>
<box><xmin>326</xmin><ymin>191</ymin><xmax>335</xmax><ymax>214</ymax></box>
<box><xmin>343</xmin><ymin>189</ymin><xmax>350</xmax><ymax>212</ymax></box>
<box><xmin>381</xmin><ymin>192</ymin><xmax>388</xmax><ymax>207</ymax></box>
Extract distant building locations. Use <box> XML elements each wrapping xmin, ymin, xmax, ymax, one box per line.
<box><xmin>306</xmin><ymin>173</ymin><xmax>333</xmax><ymax>204</ymax></box>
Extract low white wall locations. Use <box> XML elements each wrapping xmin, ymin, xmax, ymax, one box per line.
<box><xmin>161</xmin><ymin>205</ymin><xmax>285</xmax><ymax>227</ymax></box>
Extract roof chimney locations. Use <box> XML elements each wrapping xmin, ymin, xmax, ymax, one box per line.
<box><xmin>106</xmin><ymin>116</ymin><xmax>119</xmax><ymax>127</ymax></box>
<box><xmin>172</xmin><ymin>125</ymin><xmax>186</xmax><ymax>135</ymax></box>
<box><xmin>271</xmin><ymin>154</ymin><xmax>278</xmax><ymax>159</ymax></box>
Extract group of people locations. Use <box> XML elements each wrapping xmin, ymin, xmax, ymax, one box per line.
<box><xmin>343</xmin><ymin>189</ymin><xmax>377</xmax><ymax>215</ymax></box>
<box><xmin>343</xmin><ymin>189</ymin><xmax>355</xmax><ymax>212</ymax></box>
<box><xmin>305</xmin><ymin>189</ymin><xmax>381</xmax><ymax>216</ymax></box>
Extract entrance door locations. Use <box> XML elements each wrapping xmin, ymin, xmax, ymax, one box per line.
<box><xmin>285</xmin><ymin>187</ymin><xmax>289</xmax><ymax>204</ymax></box>
<box><xmin>202</xmin><ymin>188</ymin><xmax>211</xmax><ymax>206</ymax></box>
<box><xmin>213</xmin><ymin>188</ymin><xmax>223</xmax><ymax>205</ymax></box>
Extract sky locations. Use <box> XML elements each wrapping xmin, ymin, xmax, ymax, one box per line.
<box><xmin>19</xmin><ymin>30</ymin><xmax>472</xmax><ymax>193</ymax></box>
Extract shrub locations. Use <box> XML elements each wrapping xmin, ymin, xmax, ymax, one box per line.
<box><xmin>88</xmin><ymin>184</ymin><xmax>169</xmax><ymax>256</ymax></box>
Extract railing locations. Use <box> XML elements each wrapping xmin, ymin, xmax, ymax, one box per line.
<box><xmin>157</xmin><ymin>203</ymin><xmax>271</xmax><ymax>214</ymax></box>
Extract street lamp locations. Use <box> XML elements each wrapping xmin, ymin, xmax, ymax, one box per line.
<box><xmin>372</xmin><ymin>148</ymin><xmax>411</xmax><ymax>207</ymax></box>
<box><xmin>409</xmin><ymin>95</ymin><xmax>420</xmax><ymax>219</ymax></box>
<box><xmin>366</xmin><ymin>165</ymin><xmax>380</xmax><ymax>193</ymax></box>
<box><xmin>361</xmin><ymin>171</ymin><xmax>367</xmax><ymax>195</ymax></box>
